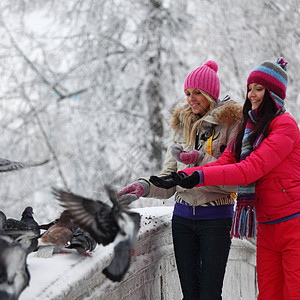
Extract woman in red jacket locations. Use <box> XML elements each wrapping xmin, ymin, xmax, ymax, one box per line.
<box><xmin>150</xmin><ymin>58</ymin><xmax>300</xmax><ymax>300</ymax></box>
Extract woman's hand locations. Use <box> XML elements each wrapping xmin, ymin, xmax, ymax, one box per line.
<box><xmin>149</xmin><ymin>172</ymin><xmax>184</xmax><ymax>189</ymax></box>
<box><xmin>150</xmin><ymin>171</ymin><xmax>203</xmax><ymax>189</ymax></box>
<box><xmin>118</xmin><ymin>180</ymin><xmax>150</xmax><ymax>199</ymax></box>
<box><xmin>170</xmin><ymin>144</ymin><xmax>203</xmax><ymax>165</ymax></box>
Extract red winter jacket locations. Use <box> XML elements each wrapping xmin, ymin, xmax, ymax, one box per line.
<box><xmin>181</xmin><ymin>113</ymin><xmax>300</xmax><ymax>223</ymax></box>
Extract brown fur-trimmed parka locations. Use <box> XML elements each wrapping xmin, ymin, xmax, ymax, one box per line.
<box><xmin>141</xmin><ymin>99</ymin><xmax>243</xmax><ymax>206</ymax></box>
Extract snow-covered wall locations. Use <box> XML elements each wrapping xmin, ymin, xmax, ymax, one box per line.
<box><xmin>20</xmin><ymin>207</ymin><xmax>257</xmax><ymax>300</ymax></box>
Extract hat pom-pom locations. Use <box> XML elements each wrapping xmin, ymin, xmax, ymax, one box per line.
<box><xmin>276</xmin><ymin>57</ymin><xmax>288</xmax><ymax>71</ymax></box>
<box><xmin>205</xmin><ymin>60</ymin><xmax>218</xmax><ymax>73</ymax></box>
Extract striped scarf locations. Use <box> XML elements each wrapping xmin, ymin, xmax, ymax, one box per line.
<box><xmin>231</xmin><ymin>109</ymin><xmax>262</xmax><ymax>238</ymax></box>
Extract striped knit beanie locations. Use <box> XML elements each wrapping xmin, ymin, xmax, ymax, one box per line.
<box><xmin>184</xmin><ymin>60</ymin><xmax>220</xmax><ymax>101</ymax></box>
<box><xmin>247</xmin><ymin>57</ymin><xmax>288</xmax><ymax>111</ymax></box>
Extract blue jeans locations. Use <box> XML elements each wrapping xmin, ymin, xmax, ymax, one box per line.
<box><xmin>172</xmin><ymin>215</ymin><xmax>232</xmax><ymax>300</ymax></box>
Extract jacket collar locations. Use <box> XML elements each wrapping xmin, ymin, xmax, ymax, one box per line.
<box><xmin>170</xmin><ymin>99</ymin><xmax>243</xmax><ymax>131</ymax></box>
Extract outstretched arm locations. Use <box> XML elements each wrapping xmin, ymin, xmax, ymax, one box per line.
<box><xmin>150</xmin><ymin>143</ymin><xmax>236</xmax><ymax>189</ymax></box>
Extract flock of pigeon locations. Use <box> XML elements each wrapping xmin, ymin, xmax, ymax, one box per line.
<box><xmin>0</xmin><ymin>158</ymin><xmax>141</xmax><ymax>299</ymax></box>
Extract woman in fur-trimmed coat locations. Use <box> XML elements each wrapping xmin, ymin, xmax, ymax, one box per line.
<box><xmin>119</xmin><ymin>61</ymin><xmax>242</xmax><ymax>300</ymax></box>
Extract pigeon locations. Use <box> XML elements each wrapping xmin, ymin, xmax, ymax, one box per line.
<box><xmin>0</xmin><ymin>211</ymin><xmax>30</xmax><ymax>299</ymax></box>
<box><xmin>0</xmin><ymin>235</ymin><xmax>30</xmax><ymax>300</ymax></box>
<box><xmin>4</xmin><ymin>228</ymin><xmax>40</xmax><ymax>255</ymax></box>
<box><xmin>5</xmin><ymin>217</ymin><xmax>27</xmax><ymax>231</ymax></box>
<box><xmin>65</xmin><ymin>226</ymin><xmax>97</xmax><ymax>256</ymax></box>
<box><xmin>0</xmin><ymin>158</ymin><xmax>49</xmax><ymax>173</ymax></box>
<box><xmin>0</xmin><ymin>158</ymin><xmax>49</xmax><ymax>172</ymax></box>
<box><xmin>5</xmin><ymin>207</ymin><xmax>39</xmax><ymax>231</ymax></box>
<box><xmin>0</xmin><ymin>211</ymin><xmax>6</xmax><ymax>232</ymax></box>
<box><xmin>4</xmin><ymin>207</ymin><xmax>40</xmax><ymax>254</ymax></box>
<box><xmin>53</xmin><ymin>184</ymin><xmax>141</xmax><ymax>282</ymax></box>
<box><xmin>19</xmin><ymin>207</ymin><xmax>40</xmax><ymax>232</ymax></box>
<box><xmin>34</xmin><ymin>210</ymin><xmax>74</xmax><ymax>258</ymax></box>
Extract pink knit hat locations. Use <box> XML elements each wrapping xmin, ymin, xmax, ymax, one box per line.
<box><xmin>184</xmin><ymin>60</ymin><xmax>220</xmax><ymax>101</ymax></box>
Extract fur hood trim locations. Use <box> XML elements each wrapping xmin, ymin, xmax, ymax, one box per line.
<box><xmin>170</xmin><ymin>99</ymin><xmax>243</xmax><ymax>131</ymax></box>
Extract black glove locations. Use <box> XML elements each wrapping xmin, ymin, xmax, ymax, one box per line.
<box><xmin>150</xmin><ymin>171</ymin><xmax>203</xmax><ymax>189</ymax></box>
<box><xmin>149</xmin><ymin>172</ymin><xmax>184</xmax><ymax>189</ymax></box>
<box><xmin>179</xmin><ymin>171</ymin><xmax>201</xmax><ymax>189</ymax></box>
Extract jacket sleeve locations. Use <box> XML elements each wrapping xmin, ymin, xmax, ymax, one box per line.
<box><xmin>185</xmin><ymin>114</ymin><xmax>298</xmax><ymax>186</ymax></box>
<box><xmin>139</xmin><ymin>140</ymin><xmax>178</xmax><ymax>199</ymax></box>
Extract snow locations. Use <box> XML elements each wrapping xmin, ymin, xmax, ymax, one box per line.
<box><xmin>19</xmin><ymin>206</ymin><xmax>173</xmax><ymax>300</ymax></box>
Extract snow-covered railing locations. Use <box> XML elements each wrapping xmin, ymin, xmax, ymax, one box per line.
<box><xmin>20</xmin><ymin>207</ymin><xmax>257</xmax><ymax>300</ymax></box>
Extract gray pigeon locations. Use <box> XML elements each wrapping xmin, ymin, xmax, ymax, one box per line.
<box><xmin>5</xmin><ymin>207</ymin><xmax>39</xmax><ymax>232</ymax></box>
<box><xmin>53</xmin><ymin>184</ymin><xmax>141</xmax><ymax>282</ymax></box>
<box><xmin>66</xmin><ymin>226</ymin><xmax>97</xmax><ymax>256</ymax></box>
<box><xmin>0</xmin><ymin>235</ymin><xmax>30</xmax><ymax>300</ymax></box>
<box><xmin>0</xmin><ymin>158</ymin><xmax>48</xmax><ymax>173</ymax></box>
<box><xmin>0</xmin><ymin>211</ymin><xmax>6</xmax><ymax>232</ymax></box>
<box><xmin>4</xmin><ymin>207</ymin><xmax>40</xmax><ymax>254</ymax></box>
<box><xmin>19</xmin><ymin>207</ymin><xmax>40</xmax><ymax>232</ymax></box>
<box><xmin>0</xmin><ymin>211</ymin><xmax>30</xmax><ymax>299</ymax></box>
<box><xmin>4</xmin><ymin>228</ymin><xmax>40</xmax><ymax>254</ymax></box>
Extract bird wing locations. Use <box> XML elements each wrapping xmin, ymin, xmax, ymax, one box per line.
<box><xmin>104</xmin><ymin>184</ymin><xmax>119</xmax><ymax>207</ymax></box>
<box><xmin>4</xmin><ymin>229</ymin><xmax>39</xmax><ymax>253</ymax></box>
<box><xmin>104</xmin><ymin>184</ymin><xmax>137</xmax><ymax>210</ymax></box>
<box><xmin>0</xmin><ymin>158</ymin><xmax>49</xmax><ymax>172</ymax></box>
<box><xmin>5</xmin><ymin>219</ymin><xmax>28</xmax><ymax>230</ymax></box>
<box><xmin>52</xmin><ymin>188</ymin><xmax>118</xmax><ymax>245</ymax></box>
<box><xmin>0</xmin><ymin>212</ymin><xmax>6</xmax><ymax>230</ymax></box>
<box><xmin>4</xmin><ymin>228</ymin><xmax>39</xmax><ymax>239</ymax></box>
<box><xmin>41</xmin><ymin>226</ymin><xmax>73</xmax><ymax>246</ymax></box>
<box><xmin>53</xmin><ymin>188</ymin><xmax>107</xmax><ymax>227</ymax></box>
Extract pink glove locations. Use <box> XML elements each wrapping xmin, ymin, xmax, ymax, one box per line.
<box><xmin>170</xmin><ymin>144</ymin><xmax>203</xmax><ymax>165</ymax></box>
<box><xmin>118</xmin><ymin>180</ymin><xmax>150</xmax><ymax>199</ymax></box>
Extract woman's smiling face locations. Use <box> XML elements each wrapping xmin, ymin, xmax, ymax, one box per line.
<box><xmin>248</xmin><ymin>83</ymin><xmax>266</xmax><ymax>110</ymax></box>
<box><xmin>185</xmin><ymin>88</ymin><xmax>210</xmax><ymax>115</ymax></box>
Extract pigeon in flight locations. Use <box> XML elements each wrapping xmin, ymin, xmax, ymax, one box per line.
<box><xmin>34</xmin><ymin>210</ymin><xmax>74</xmax><ymax>258</ymax></box>
<box><xmin>0</xmin><ymin>158</ymin><xmax>49</xmax><ymax>173</ymax></box>
<box><xmin>53</xmin><ymin>184</ymin><xmax>141</xmax><ymax>282</ymax></box>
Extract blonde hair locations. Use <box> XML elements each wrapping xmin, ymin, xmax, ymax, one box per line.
<box><xmin>181</xmin><ymin>90</ymin><xmax>216</xmax><ymax>147</ymax></box>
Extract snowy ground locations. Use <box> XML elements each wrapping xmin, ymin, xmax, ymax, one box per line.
<box><xmin>20</xmin><ymin>206</ymin><xmax>174</xmax><ymax>300</ymax></box>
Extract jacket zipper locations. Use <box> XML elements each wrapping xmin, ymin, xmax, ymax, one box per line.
<box><xmin>193</xmin><ymin>128</ymin><xmax>199</xmax><ymax>216</ymax></box>
<box><xmin>195</xmin><ymin>128</ymin><xmax>200</xmax><ymax>150</ymax></box>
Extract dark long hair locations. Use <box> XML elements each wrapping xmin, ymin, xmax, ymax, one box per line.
<box><xmin>234</xmin><ymin>89</ymin><xmax>278</xmax><ymax>161</ymax></box>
